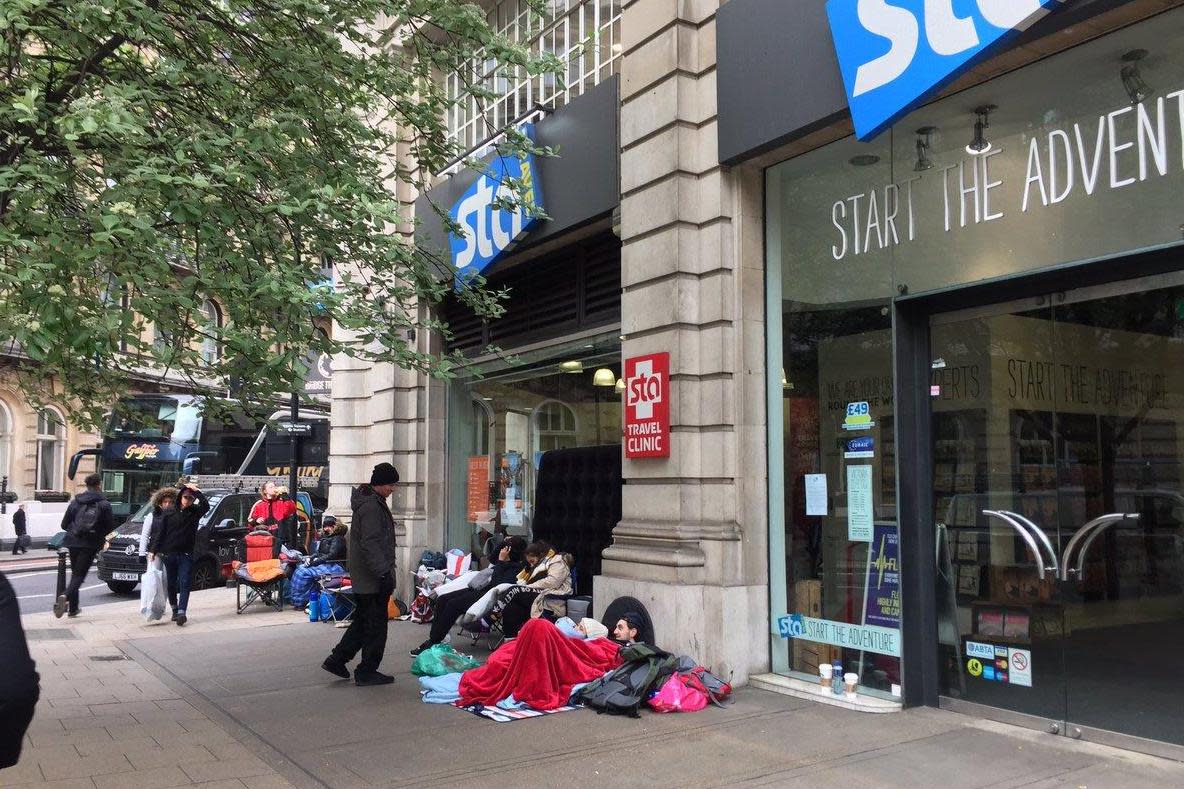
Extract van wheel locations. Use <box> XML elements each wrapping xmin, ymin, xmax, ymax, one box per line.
<box><xmin>191</xmin><ymin>559</ymin><xmax>217</xmax><ymax>590</ymax></box>
<box><xmin>106</xmin><ymin>581</ymin><xmax>137</xmax><ymax>595</ymax></box>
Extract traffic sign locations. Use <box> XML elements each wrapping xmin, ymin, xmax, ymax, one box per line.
<box><xmin>276</xmin><ymin>421</ymin><xmax>313</xmax><ymax>435</ymax></box>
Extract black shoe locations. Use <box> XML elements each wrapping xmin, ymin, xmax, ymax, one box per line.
<box><xmin>175</xmin><ymin>613</ymin><xmax>187</xmax><ymax>626</ymax></box>
<box><xmin>409</xmin><ymin>641</ymin><xmax>433</xmax><ymax>657</ymax></box>
<box><xmin>53</xmin><ymin>594</ymin><xmax>67</xmax><ymax>619</ymax></box>
<box><xmin>354</xmin><ymin>671</ymin><xmax>394</xmax><ymax>686</ymax></box>
<box><xmin>170</xmin><ymin>610</ymin><xmax>179</xmax><ymax>622</ymax></box>
<box><xmin>67</xmin><ymin>609</ymin><xmax>81</xmax><ymax>618</ymax></box>
<box><xmin>322</xmin><ymin>658</ymin><xmax>350</xmax><ymax>679</ymax></box>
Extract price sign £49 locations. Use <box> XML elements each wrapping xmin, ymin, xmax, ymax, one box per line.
<box><xmin>842</xmin><ymin>401</ymin><xmax>875</xmax><ymax>431</ymax></box>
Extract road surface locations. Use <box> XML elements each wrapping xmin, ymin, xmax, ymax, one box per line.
<box><xmin>5</xmin><ymin>563</ymin><xmax>137</xmax><ymax>615</ymax></box>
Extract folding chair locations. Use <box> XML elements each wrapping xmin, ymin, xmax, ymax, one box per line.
<box><xmin>314</xmin><ymin>572</ymin><xmax>355</xmax><ymax>626</ymax></box>
<box><xmin>235</xmin><ymin>560</ymin><xmax>286</xmax><ymax>614</ymax></box>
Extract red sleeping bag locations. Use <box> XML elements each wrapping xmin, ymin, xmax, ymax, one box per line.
<box><xmin>458</xmin><ymin>618</ymin><xmax>623</xmax><ymax>711</ymax></box>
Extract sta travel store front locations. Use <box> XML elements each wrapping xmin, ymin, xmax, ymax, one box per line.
<box><xmin>726</xmin><ymin>0</ymin><xmax>1184</xmax><ymax>757</ymax></box>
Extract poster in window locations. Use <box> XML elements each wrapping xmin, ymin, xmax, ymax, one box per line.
<box><xmin>498</xmin><ymin>451</ymin><xmax>525</xmax><ymax>527</ymax></box>
<box><xmin>466</xmin><ymin>456</ymin><xmax>491</xmax><ymax>524</ymax></box>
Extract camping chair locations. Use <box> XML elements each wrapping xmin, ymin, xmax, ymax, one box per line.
<box><xmin>313</xmin><ymin>570</ymin><xmax>355</xmax><ymax>626</ymax></box>
<box><xmin>232</xmin><ymin>534</ymin><xmax>285</xmax><ymax>615</ymax></box>
<box><xmin>235</xmin><ymin>559</ymin><xmax>286</xmax><ymax>614</ymax></box>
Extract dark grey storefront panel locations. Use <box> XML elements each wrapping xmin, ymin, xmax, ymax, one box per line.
<box><xmin>718</xmin><ymin>0</ymin><xmax>1136</xmax><ymax>166</ymax></box>
<box><xmin>415</xmin><ymin>75</ymin><xmax>619</xmax><ymax>260</ymax></box>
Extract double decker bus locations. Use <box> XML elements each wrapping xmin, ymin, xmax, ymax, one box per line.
<box><xmin>70</xmin><ymin>394</ymin><xmax>328</xmax><ymax>521</ymax></box>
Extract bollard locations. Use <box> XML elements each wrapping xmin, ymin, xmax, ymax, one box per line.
<box><xmin>55</xmin><ymin>547</ymin><xmax>68</xmax><ymax>609</ymax></box>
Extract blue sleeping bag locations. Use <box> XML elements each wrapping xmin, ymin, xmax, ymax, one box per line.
<box><xmin>289</xmin><ymin>563</ymin><xmax>344</xmax><ymax>607</ymax></box>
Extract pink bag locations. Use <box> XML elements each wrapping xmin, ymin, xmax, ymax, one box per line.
<box><xmin>648</xmin><ymin>674</ymin><xmax>708</xmax><ymax>713</ymax></box>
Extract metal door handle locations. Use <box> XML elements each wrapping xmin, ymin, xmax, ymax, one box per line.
<box><xmin>1059</xmin><ymin>514</ymin><xmax>1138</xmax><ymax>580</ymax></box>
<box><xmin>983</xmin><ymin>510</ymin><xmax>1050</xmax><ymax>580</ymax></box>
<box><xmin>999</xmin><ymin>510</ymin><xmax>1058</xmax><ymax>576</ymax></box>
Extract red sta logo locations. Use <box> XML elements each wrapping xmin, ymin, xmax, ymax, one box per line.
<box><xmin>627</xmin><ymin>359</ymin><xmax>663</xmax><ymax>418</ymax></box>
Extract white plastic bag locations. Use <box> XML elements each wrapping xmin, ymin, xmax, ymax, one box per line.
<box><xmin>140</xmin><ymin>557</ymin><xmax>167</xmax><ymax>622</ymax></box>
<box><xmin>445</xmin><ymin>548</ymin><xmax>471</xmax><ymax>577</ymax></box>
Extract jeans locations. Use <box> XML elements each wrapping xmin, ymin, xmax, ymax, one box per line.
<box><xmin>66</xmin><ymin>548</ymin><xmax>97</xmax><ymax>614</ymax></box>
<box><xmin>162</xmin><ymin>553</ymin><xmax>194</xmax><ymax>614</ymax></box>
<box><xmin>330</xmin><ymin>585</ymin><xmax>391</xmax><ymax>675</ymax></box>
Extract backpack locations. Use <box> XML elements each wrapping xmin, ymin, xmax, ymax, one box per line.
<box><xmin>674</xmin><ymin>655</ymin><xmax>734</xmax><ymax>706</ymax></box>
<box><xmin>70</xmin><ymin>501</ymin><xmax>102</xmax><ymax>537</ymax></box>
<box><xmin>575</xmin><ymin>643</ymin><xmax>678</xmax><ymax>718</ymax></box>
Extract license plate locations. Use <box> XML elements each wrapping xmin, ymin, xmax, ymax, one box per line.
<box><xmin>112</xmin><ymin>572</ymin><xmax>140</xmax><ymax>581</ymax></box>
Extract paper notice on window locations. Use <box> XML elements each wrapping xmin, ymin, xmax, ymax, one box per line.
<box><xmin>804</xmin><ymin>474</ymin><xmax>828</xmax><ymax>516</ymax></box>
<box><xmin>846</xmin><ymin>464</ymin><xmax>874</xmax><ymax>541</ymax></box>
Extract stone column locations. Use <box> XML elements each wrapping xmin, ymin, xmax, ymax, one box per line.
<box><xmin>595</xmin><ymin>0</ymin><xmax>769</xmax><ymax>683</ymax></box>
<box><xmin>327</xmin><ymin>136</ymin><xmax>445</xmax><ymax>591</ymax></box>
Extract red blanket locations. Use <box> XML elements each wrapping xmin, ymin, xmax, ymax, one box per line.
<box><xmin>458</xmin><ymin>618</ymin><xmax>622</xmax><ymax>711</ymax></box>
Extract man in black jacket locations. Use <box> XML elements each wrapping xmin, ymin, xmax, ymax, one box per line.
<box><xmin>322</xmin><ymin>462</ymin><xmax>398</xmax><ymax>686</ymax></box>
<box><xmin>147</xmin><ymin>482</ymin><xmax>210</xmax><ymax>626</ymax></box>
<box><xmin>11</xmin><ymin>504</ymin><xmax>27</xmax><ymax>555</ymax></box>
<box><xmin>55</xmin><ymin>474</ymin><xmax>115</xmax><ymax>618</ymax></box>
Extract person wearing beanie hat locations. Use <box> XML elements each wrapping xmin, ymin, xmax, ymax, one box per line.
<box><xmin>370</xmin><ymin>462</ymin><xmax>399</xmax><ymax>486</ymax></box>
<box><xmin>322</xmin><ymin>462</ymin><xmax>399</xmax><ymax>686</ymax></box>
<box><xmin>613</xmin><ymin>611</ymin><xmax>644</xmax><ymax>645</ymax></box>
<box><xmin>577</xmin><ymin>618</ymin><xmax>609</xmax><ymax>640</ymax></box>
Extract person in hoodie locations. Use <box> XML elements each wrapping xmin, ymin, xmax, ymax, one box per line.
<box><xmin>55</xmin><ymin>474</ymin><xmax>115</xmax><ymax>618</ymax></box>
<box><xmin>322</xmin><ymin>462</ymin><xmax>398</xmax><ymax>686</ymax></box>
<box><xmin>409</xmin><ymin>535</ymin><xmax>526</xmax><ymax>657</ymax></box>
<box><xmin>146</xmin><ymin>482</ymin><xmax>210</xmax><ymax>626</ymax></box>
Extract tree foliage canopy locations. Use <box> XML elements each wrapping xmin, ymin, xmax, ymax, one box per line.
<box><xmin>1</xmin><ymin>0</ymin><xmax>557</xmax><ymax>427</ymax></box>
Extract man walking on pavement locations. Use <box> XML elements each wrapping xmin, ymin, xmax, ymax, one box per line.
<box><xmin>55</xmin><ymin>474</ymin><xmax>114</xmax><ymax>618</ymax></box>
<box><xmin>147</xmin><ymin>481</ymin><xmax>210</xmax><ymax>626</ymax></box>
<box><xmin>322</xmin><ymin>462</ymin><xmax>398</xmax><ymax>686</ymax></box>
<box><xmin>11</xmin><ymin>504</ymin><xmax>27</xmax><ymax>554</ymax></box>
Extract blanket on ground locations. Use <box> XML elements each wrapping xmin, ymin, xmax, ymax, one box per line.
<box><xmin>458</xmin><ymin>618</ymin><xmax>622</xmax><ymax>711</ymax></box>
<box><xmin>289</xmin><ymin>563</ymin><xmax>344</xmax><ymax>606</ymax></box>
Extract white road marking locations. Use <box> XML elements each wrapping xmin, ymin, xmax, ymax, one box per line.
<box><xmin>18</xmin><ymin>583</ymin><xmax>107</xmax><ymax>600</ymax></box>
<box><xmin>6</xmin><ymin>570</ymin><xmax>61</xmax><ymax>580</ymax></box>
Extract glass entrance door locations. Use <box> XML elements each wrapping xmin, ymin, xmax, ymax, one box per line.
<box><xmin>931</xmin><ymin>273</ymin><xmax>1184</xmax><ymax>754</ymax></box>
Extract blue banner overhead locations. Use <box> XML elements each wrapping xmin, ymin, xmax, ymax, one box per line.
<box><xmin>826</xmin><ymin>0</ymin><xmax>1067</xmax><ymax>140</ymax></box>
<box><xmin>448</xmin><ymin>123</ymin><xmax>545</xmax><ymax>285</ymax></box>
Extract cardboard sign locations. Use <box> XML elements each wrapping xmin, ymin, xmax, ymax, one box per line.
<box><xmin>624</xmin><ymin>352</ymin><xmax>670</xmax><ymax>458</ymax></box>
<box><xmin>465</xmin><ymin>456</ymin><xmax>490</xmax><ymax>523</ymax></box>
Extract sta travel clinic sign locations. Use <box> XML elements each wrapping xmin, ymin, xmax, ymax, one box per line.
<box><xmin>448</xmin><ymin>124</ymin><xmax>545</xmax><ymax>283</ymax></box>
<box><xmin>624</xmin><ymin>352</ymin><xmax>670</xmax><ymax>458</ymax></box>
<box><xmin>826</xmin><ymin>0</ymin><xmax>1068</xmax><ymax>140</ymax></box>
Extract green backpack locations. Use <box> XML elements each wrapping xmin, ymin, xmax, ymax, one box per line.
<box><xmin>575</xmin><ymin>643</ymin><xmax>678</xmax><ymax>718</ymax></box>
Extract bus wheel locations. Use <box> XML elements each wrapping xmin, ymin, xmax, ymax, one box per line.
<box><xmin>106</xmin><ymin>581</ymin><xmax>137</xmax><ymax>595</ymax></box>
<box><xmin>191</xmin><ymin>559</ymin><xmax>217</xmax><ymax>590</ymax></box>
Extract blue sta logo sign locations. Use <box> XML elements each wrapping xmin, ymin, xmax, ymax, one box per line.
<box><xmin>448</xmin><ymin>124</ymin><xmax>544</xmax><ymax>283</ymax></box>
<box><xmin>826</xmin><ymin>1</ymin><xmax>1067</xmax><ymax>140</ymax></box>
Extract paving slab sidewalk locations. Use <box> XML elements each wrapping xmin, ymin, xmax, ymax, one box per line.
<box><xmin>9</xmin><ymin>586</ymin><xmax>306</xmax><ymax>789</ymax></box>
<box><xmin>9</xmin><ymin>587</ymin><xmax>1184</xmax><ymax>789</ymax></box>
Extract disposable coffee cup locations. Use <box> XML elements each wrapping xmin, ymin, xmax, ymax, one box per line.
<box><xmin>820</xmin><ymin>664</ymin><xmax>833</xmax><ymax>680</ymax></box>
<box><xmin>844</xmin><ymin>672</ymin><xmax>859</xmax><ymax>694</ymax></box>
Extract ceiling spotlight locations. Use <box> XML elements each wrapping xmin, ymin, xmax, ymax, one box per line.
<box><xmin>1121</xmin><ymin>49</ymin><xmax>1152</xmax><ymax>104</ymax></box>
<box><xmin>914</xmin><ymin>126</ymin><xmax>937</xmax><ymax>172</ymax></box>
<box><xmin>849</xmin><ymin>154</ymin><xmax>880</xmax><ymax>167</ymax></box>
<box><xmin>965</xmin><ymin>105</ymin><xmax>996</xmax><ymax>156</ymax></box>
<box><xmin>592</xmin><ymin>368</ymin><xmax>616</xmax><ymax>387</ymax></box>
<box><xmin>559</xmin><ymin>360</ymin><xmax>584</xmax><ymax>374</ymax></box>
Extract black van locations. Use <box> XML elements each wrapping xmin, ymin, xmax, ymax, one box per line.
<box><xmin>96</xmin><ymin>488</ymin><xmax>256</xmax><ymax>593</ymax></box>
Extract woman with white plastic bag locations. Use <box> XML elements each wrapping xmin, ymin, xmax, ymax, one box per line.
<box><xmin>138</xmin><ymin>488</ymin><xmax>175</xmax><ymax>622</ymax></box>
